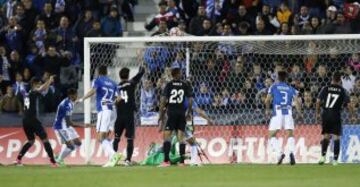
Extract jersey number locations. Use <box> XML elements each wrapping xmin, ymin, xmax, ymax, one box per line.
<box><xmin>120</xmin><ymin>90</ymin><xmax>128</xmax><ymax>103</ymax></box>
<box><xmin>24</xmin><ymin>97</ymin><xmax>30</xmax><ymax>110</ymax></box>
<box><xmin>325</xmin><ymin>94</ymin><xmax>339</xmax><ymax>108</ymax></box>
<box><xmin>280</xmin><ymin>91</ymin><xmax>288</xmax><ymax>105</ymax></box>
<box><xmin>102</xmin><ymin>88</ymin><xmax>114</xmax><ymax>101</ymax></box>
<box><xmin>169</xmin><ymin>89</ymin><xmax>184</xmax><ymax>104</ymax></box>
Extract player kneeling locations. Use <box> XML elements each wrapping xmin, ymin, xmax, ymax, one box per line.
<box><xmin>53</xmin><ymin>88</ymin><xmax>81</xmax><ymax>166</ymax></box>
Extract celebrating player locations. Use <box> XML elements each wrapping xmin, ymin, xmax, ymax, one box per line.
<box><xmin>184</xmin><ymin>99</ymin><xmax>213</xmax><ymax>166</ymax></box>
<box><xmin>78</xmin><ymin>66</ymin><xmax>121</xmax><ymax>167</ymax></box>
<box><xmin>316</xmin><ymin>72</ymin><xmax>355</xmax><ymax>165</ymax></box>
<box><xmin>15</xmin><ymin>76</ymin><xmax>57</xmax><ymax>167</ymax></box>
<box><xmin>265</xmin><ymin>71</ymin><xmax>302</xmax><ymax>165</ymax></box>
<box><xmin>159</xmin><ymin>66</ymin><xmax>194</xmax><ymax>167</ymax></box>
<box><xmin>53</xmin><ymin>88</ymin><xmax>81</xmax><ymax>166</ymax></box>
<box><xmin>113</xmin><ymin>66</ymin><xmax>145</xmax><ymax>166</ymax></box>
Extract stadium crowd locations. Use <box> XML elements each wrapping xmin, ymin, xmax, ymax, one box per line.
<box><xmin>0</xmin><ymin>0</ymin><xmax>359</xmax><ymax>123</ymax></box>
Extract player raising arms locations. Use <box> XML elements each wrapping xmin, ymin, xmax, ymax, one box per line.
<box><xmin>53</xmin><ymin>88</ymin><xmax>81</xmax><ymax>166</ymax></box>
<box><xmin>113</xmin><ymin>65</ymin><xmax>145</xmax><ymax>166</ymax></box>
<box><xmin>265</xmin><ymin>71</ymin><xmax>302</xmax><ymax>165</ymax></box>
<box><xmin>15</xmin><ymin>76</ymin><xmax>57</xmax><ymax>167</ymax></box>
<box><xmin>78</xmin><ymin>66</ymin><xmax>121</xmax><ymax>167</ymax></box>
<box><xmin>159</xmin><ymin>66</ymin><xmax>194</xmax><ymax>167</ymax></box>
<box><xmin>316</xmin><ymin>72</ymin><xmax>355</xmax><ymax>166</ymax></box>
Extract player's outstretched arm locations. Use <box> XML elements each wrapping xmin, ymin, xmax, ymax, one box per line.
<box><xmin>195</xmin><ymin>107</ymin><xmax>214</xmax><ymax>125</ymax></box>
<box><xmin>294</xmin><ymin>96</ymin><xmax>303</xmax><ymax>120</ymax></box>
<box><xmin>78</xmin><ymin>88</ymin><xmax>96</xmax><ymax>103</ymax></box>
<box><xmin>36</xmin><ymin>75</ymin><xmax>55</xmax><ymax>92</ymax></box>
<box><xmin>315</xmin><ymin>99</ymin><xmax>321</xmax><ymax>122</ymax></box>
<box><xmin>265</xmin><ymin>94</ymin><xmax>272</xmax><ymax>117</ymax></box>
<box><xmin>158</xmin><ymin>96</ymin><xmax>167</xmax><ymax>132</ymax></box>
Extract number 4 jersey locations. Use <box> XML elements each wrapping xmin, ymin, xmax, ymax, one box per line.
<box><xmin>23</xmin><ymin>90</ymin><xmax>42</xmax><ymax>120</ymax></box>
<box><xmin>162</xmin><ymin>80</ymin><xmax>193</xmax><ymax>113</ymax></box>
<box><xmin>317</xmin><ymin>84</ymin><xmax>350</xmax><ymax>116</ymax></box>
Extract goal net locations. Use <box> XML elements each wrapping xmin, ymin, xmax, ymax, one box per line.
<box><xmin>83</xmin><ymin>35</ymin><xmax>360</xmax><ymax>164</ymax></box>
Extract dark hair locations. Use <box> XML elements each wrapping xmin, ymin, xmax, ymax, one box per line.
<box><xmin>158</xmin><ymin>1</ymin><xmax>167</xmax><ymax>7</ymax></box>
<box><xmin>332</xmin><ymin>72</ymin><xmax>342</xmax><ymax>82</ymax></box>
<box><xmin>171</xmin><ymin>68</ymin><xmax>181</xmax><ymax>78</ymax></box>
<box><xmin>30</xmin><ymin>77</ymin><xmax>41</xmax><ymax>85</ymax></box>
<box><xmin>67</xmin><ymin>88</ymin><xmax>77</xmax><ymax>96</ymax></box>
<box><xmin>119</xmin><ymin>67</ymin><xmax>130</xmax><ymax>79</ymax></box>
<box><xmin>98</xmin><ymin>65</ymin><xmax>107</xmax><ymax>75</ymax></box>
<box><xmin>278</xmin><ymin>71</ymin><xmax>287</xmax><ymax>82</ymax></box>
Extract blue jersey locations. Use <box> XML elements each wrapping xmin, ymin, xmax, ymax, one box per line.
<box><xmin>268</xmin><ymin>82</ymin><xmax>298</xmax><ymax>115</ymax></box>
<box><xmin>53</xmin><ymin>98</ymin><xmax>74</xmax><ymax>129</ymax></box>
<box><xmin>92</xmin><ymin>76</ymin><xmax>117</xmax><ymax>112</ymax></box>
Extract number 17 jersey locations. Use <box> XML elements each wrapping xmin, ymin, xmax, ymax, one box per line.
<box><xmin>162</xmin><ymin>80</ymin><xmax>193</xmax><ymax>113</ymax></box>
<box><xmin>317</xmin><ymin>84</ymin><xmax>349</xmax><ymax>116</ymax></box>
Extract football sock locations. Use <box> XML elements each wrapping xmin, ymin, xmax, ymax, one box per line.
<box><xmin>163</xmin><ymin>141</ymin><xmax>171</xmax><ymax>162</ymax></box>
<box><xmin>190</xmin><ymin>144</ymin><xmax>198</xmax><ymax>164</ymax></box>
<box><xmin>113</xmin><ymin>138</ymin><xmax>120</xmax><ymax>152</ymax></box>
<box><xmin>288</xmin><ymin>137</ymin><xmax>295</xmax><ymax>154</ymax></box>
<box><xmin>101</xmin><ymin>139</ymin><xmax>115</xmax><ymax>158</ymax></box>
<box><xmin>43</xmin><ymin>141</ymin><xmax>56</xmax><ymax>163</ymax></box>
<box><xmin>334</xmin><ymin>139</ymin><xmax>340</xmax><ymax>161</ymax></box>
<box><xmin>180</xmin><ymin>143</ymin><xmax>186</xmax><ymax>163</ymax></box>
<box><xmin>126</xmin><ymin>139</ymin><xmax>134</xmax><ymax>161</ymax></box>
<box><xmin>321</xmin><ymin>138</ymin><xmax>330</xmax><ymax>157</ymax></box>
<box><xmin>270</xmin><ymin>137</ymin><xmax>280</xmax><ymax>156</ymax></box>
<box><xmin>17</xmin><ymin>141</ymin><xmax>34</xmax><ymax>160</ymax></box>
<box><xmin>58</xmin><ymin>145</ymin><xmax>74</xmax><ymax>161</ymax></box>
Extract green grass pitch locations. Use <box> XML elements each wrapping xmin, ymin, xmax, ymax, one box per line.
<box><xmin>0</xmin><ymin>164</ymin><xmax>359</xmax><ymax>187</ymax></box>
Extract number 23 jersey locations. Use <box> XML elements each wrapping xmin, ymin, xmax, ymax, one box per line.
<box><xmin>162</xmin><ymin>80</ymin><xmax>193</xmax><ymax>113</ymax></box>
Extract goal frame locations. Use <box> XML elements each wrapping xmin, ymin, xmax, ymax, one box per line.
<box><xmin>83</xmin><ymin>34</ymin><xmax>360</xmax><ymax>164</ymax></box>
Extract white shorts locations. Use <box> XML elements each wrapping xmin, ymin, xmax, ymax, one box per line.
<box><xmin>269</xmin><ymin>114</ymin><xmax>294</xmax><ymax>131</ymax></box>
<box><xmin>96</xmin><ymin>110</ymin><xmax>117</xmax><ymax>132</ymax></box>
<box><xmin>55</xmin><ymin>126</ymin><xmax>80</xmax><ymax>144</ymax></box>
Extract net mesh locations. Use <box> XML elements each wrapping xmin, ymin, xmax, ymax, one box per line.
<box><xmin>88</xmin><ymin>38</ymin><xmax>360</xmax><ymax>126</ymax></box>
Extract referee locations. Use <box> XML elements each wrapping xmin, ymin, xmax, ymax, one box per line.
<box><xmin>316</xmin><ymin>72</ymin><xmax>355</xmax><ymax>165</ymax></box>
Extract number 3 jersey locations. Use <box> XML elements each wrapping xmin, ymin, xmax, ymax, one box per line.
<box><xmin>317</xmin><ymin>84</ymin><xmax>350</xmax><ymax>116</ymax></box>
<box><xmin>268</xmin><ymin>82</ymin><xmax>298</xmax><ymax>116</ymax></box>
<box><xmin>162</xmin><ymin>80</ymin><xmax>193</xmax><ymax>113</ymax></box>
<box><xmin>92</xmin><ymin>76</ymin><xmax>118</xmax><ymax>112</ymax></box>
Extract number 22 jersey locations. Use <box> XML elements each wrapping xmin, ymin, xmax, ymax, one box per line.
<box><xmin>92</xmin><ymin>76</ymin><xmax>117</xmax><ymax>112</ymax></box>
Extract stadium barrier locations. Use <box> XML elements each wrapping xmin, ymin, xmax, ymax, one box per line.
<box><xmin>1</xmin><ymin>124</ymin><xmax>359</xmax><ymax>165</ymax></box>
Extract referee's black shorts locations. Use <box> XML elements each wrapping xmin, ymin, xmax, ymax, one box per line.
<box><xmin>114</xmin><ymin>114</ymin><xmax>135</xmax><ymax>139</ymax></box>
<box><xmin>165</xmin><ymin>111</ymin><xmax>186</xmax><ymax>132</ymax></box>
<box><xmin>321</xmin><ymin>112</ymin><xmax>342</xmax><ymax>136</ymax></box>
<box><xmin>22</xmin><ymin>118</ymin><xmax>48</xmax><ymax>141</ymax></box>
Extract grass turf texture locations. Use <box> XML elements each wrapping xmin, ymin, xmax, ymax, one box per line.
<box><xmin>0</xmin><ymin>164</ymin><xmax>359</xmax><ymax>187</ymax></box>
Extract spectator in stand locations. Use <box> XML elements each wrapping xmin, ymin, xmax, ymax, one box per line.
<box><xmin>236</xmin><ymin>21</ymin><xmax>250</xmax><ymax>35</ymax></box>
<box><xmin>205</xmin><ymin>0</ymin><xmax>226</xmax><ymax>23</ymax></box>
<box><xmin>167</xmin><ymin>0</ymin><xmax>181</xmax><ymax>21</ymax></box>
<box><xmin>31</xmin><ymin>19</ymin><xmax>47</xmax><ymax>55</ymax></box>
<box><xmin>2</xmin><ymin>16</ymin><xmax>23</xmax><ymax>53</ymax></box>
<box><xmin>348</xmin><ymin>53</ymin><xmax>360</xmax><ymax>71</ymax></box>
<box><xmin>342</xmin><ymin>66</ymin><xmax>356</xmax><ymax>93</ymax></box>
<box><xmin>59</xmin><ymin>51</ymin><xmax>77</xmax><ymax>96</ymax></box>
<box><xmin>22</xmin><ymin>67</ymin><xmax>31</xmax><ymax>83</ymax></box>
<box><xmin>277</xmin><ymin>22</ymin><xmax>290</xmax><ymax>35</ymax></box>
<box><xmin>41</xmin><ymin>46</ymin><xmax>62</xmax><ymax>81</ymax></box>
<box><xmin>302</xmin><ymin>16</ymin><xmax>323</xmax><ymax>34</ymax></box>
<box><xmin>0</xmin><ymin>85</ymin><xmax>22</xmax><ymax>114</ymax></box>
<box><xmin>302</xmin><ymin>0</ymin><xmax>327</xmax><ymax>18</ymax></box>
<box><xmin>221</xmin><ymin>87</ymin><xmax>231</xmax><ymax>106</ymax></box>
<box><xmin>243</xmin><ymin>79</ymin><xmax>257</xmax><ymax>108</ymax></box>
<box><xmin>324</xmin><ymin>11</ymin><xmax>352</xmax><ymax>34</ymax></box>
<box><xmin>353</xmin><ymin>78</ymin><xmax>360</xmax><ymax>94</ymax></box>
<box><xmin>14</xmin><ymin>4</ymin><xmax>30</xmax><ymax>36</ymax></box>
<box><xmin>86</xmin><ymin>21</ymin><xmax>102</xmax><ymax>37</ymax></box>
<box><xmin>23</xmin><ymin>0</ymin><xmax>38</xmax><ymax>32</ymax></box>
<box><xmin>40</xmin><ymin>71</ymin><xmax>58</xmax><ymax>112</ymax></box>
<box><xmin>189</xmin><ymin>5</ymin><xmax>207</xmax><ymax>36</ymax></box>
<box><xmin>151</xmin><ymin>20</ymin><xmax>167</xmax><ymax>36</ymax></box>
<box><xmin>145</xmin><ymin>1</ymin><xmax>177</xmax><ymax>31</ymax></box>
<box><xmin>196</xmin><ymin>82</ymin><xmax>212</xmax><ymax>108</ymax></box>
<box><xmin>9</xmin><ymin>50</ymin><xmax>23</xmax><ymax>78</ymax></box>
<box><xmin>349</xmin><ymin>94</ymin><xmax>359</xmax><ymax>123</ymax></box>
<box><xmin>276</xmin><ymin>3</ymin><xmax>292</xmax><ymax>24</ymax></box>
<box><xmin>324</xmin><ymin>5</ymin><xmax>337</xmax><ymax>25</ymax></box>
<box><xmin>254</xmin><ymin>18</ymin><xmax>272</xmax><ymax>35</ymax></box>
<box><xmin>0</xmin><ymin>45</ymin><xmax>11</xmax><ymax>94</ymax></box>
<box><xmin>256</xmin><ymin>77</ymin><xmax>273</xmax><ymax>108</ymax></box>
<box><xmin>36</xmin><ymin>2</ymin><xmax>58</xmax><ymax>30</ymax></box>
<box><xmin>256</xmin><ymin>4</ymin><xmax>279</xmax><ymax>34</ymax></box>
<box><xmin>3</xmin><ymin>0</ymin><xmax>17</xmax><ymax>18</ymax></box>
<box><xmin>144</xmin><ymin>46</ymin><xmax>169</xmax><ymax>82</ymax></box>
<box><xmin>101</xmin><ymin>7</ymin><xmax>123</xmax><ymax>37</ymax></box>
<box><xmin>302</xmin><ymin>90</ymin><xmax>315</xmax><ymax>109</ymax></box>
<box><xmin>212</xmin><ymin>94</ymin><xmax>223</xmax><ymax>108</ymax></box>
<box><xmin>75</xmin><ymin>10</ymin><xmax>94</xmax><ymax>43</ymax></box>
<box><xmin>249</xmin><ymin>63</ymin><xmax>266</xmax><ymax>91</ymax></box>
<box><xmin>227</xmin><ymin>5</ymin><xmax>252</xmax><ymax>30</ymax></box>
<box><xmin>310</xmin><ymin>64</ymin><xmax>330</xmax><ymax>94</ymax></box>
<box><xmin>221</xmin><ymin>23</ymin><xmax>233</xmax><ymax>36</ymax></box>
<box><xmin>225</xmin><ymin>56</ymin><xmax>247</xmax><ymax>94</ymax></box>
<box><xmin>140</xmin><ymin>79</ymin><xmax>157</xmax><ymax>117</ymax></box>
<box><xmin>261</xmin><ymin>0</ymin><xmax>282</xmax><ymax>9</ymax></box>
<box><xmin>12</xmin><ymin>71</ymin><xmax>27</xmax><ymax>98</ymax></box>
<box><xmin>197</xmin><ymin>18</ymin><xmax>212</xmax><ymax>36</ymax></box>
<box><xmin>53</xmin><ymin>16</ymin><xmax>78</xmax><ymax>52</ymax></box>
<box><xmin>303</xmin><ymin>41</ymin><xmax>318</xmax><ymax>73</ymax></box>
<box><xmin>289</xmin><ymin>64</ymin><xmax>306</xmax><ymax>92</ymax></box>
<box><xmin>296</xmin><ymin>5</ymin><xmax>311</xmax><ymax>28</ymax></box>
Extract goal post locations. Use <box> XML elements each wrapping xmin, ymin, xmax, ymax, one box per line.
<box><xmin>83</xmin><ymin>34</ymin><xmax>360</xmax><ymax>164</ymax></box>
